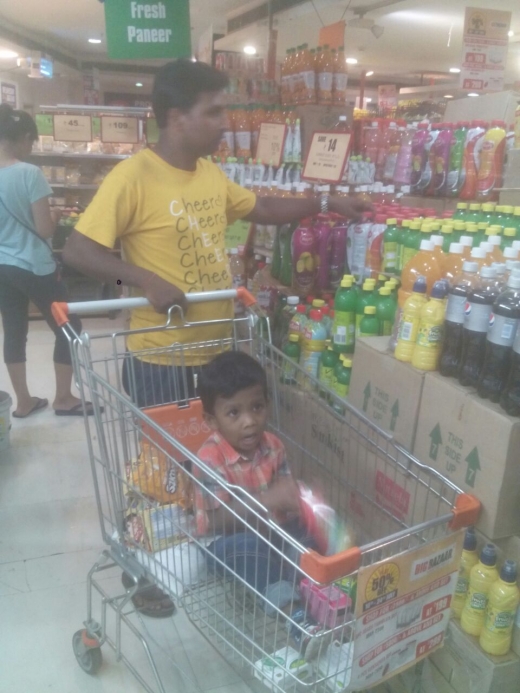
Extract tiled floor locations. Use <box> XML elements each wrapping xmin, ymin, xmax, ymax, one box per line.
<box><xmin>0</xmin><ymin>318</ymin><xmax>256</xmax><ymax>693</ymax></box>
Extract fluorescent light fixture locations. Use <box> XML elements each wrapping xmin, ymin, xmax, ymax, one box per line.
<box><xmin>88</xmin><ymin>38</ymin><xmax>102</xmax><ymax>44</ymax></box>
<box><xmin>468</xmin><ymin>92</ymin><xmax>479</xmax><ymax>97</ymax></box>
<box><xmin>346</xmin><ymin>57</ymin><xmax>358</xmax><ymax>65</ymax></box>
<box><xmin>449</xmin><ymin>67</ymin><xmax>461</xmax><ymax>73</ymax></box>
<box><xmin>243</xmin><ymin>45</ymin><xmax>256</xmax><ymax>55</ymax></box>
<box><xmin>135</xmin><ymin>82</ymin><xmax>143</xmax><ymax>87</ymax></box>
<box><xmin>0</xmin><ymin>49</ymin><xmax>18</xmax><ymax>59</ymax></box>
<box><xmin>365</xmin><ymin>70</ymin><xmax>374</xmax><ymax>77</ymax></box>
<box><xmin>508</xmin><ymin>30</ymin><xmax>514</xmax><ymax>37</ymax></box>
<box><xmin>366</xmin><ymin>98</ymin><xmax>372</xmax><ymax>103</ymax></box>
<box><xmin>444</xmin><ymin>94</ymin><xmax>453</xmax><ymax>98</ymax></box>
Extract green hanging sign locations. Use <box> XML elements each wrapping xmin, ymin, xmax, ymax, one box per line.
<box><xmin>104</xmin><ymin>0</ymin><xmax>192</xmax><ymax>60</ymax></box>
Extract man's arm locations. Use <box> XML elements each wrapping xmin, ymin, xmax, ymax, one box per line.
<box><xmin>62</xmin><ymin>231</ymin><xmax>188</xmax><ymax>313</ymax></box>
<box><xmin>246</xmin><ymin>194</ymin><xmax>371</xmax><ymax>226</ymax></box>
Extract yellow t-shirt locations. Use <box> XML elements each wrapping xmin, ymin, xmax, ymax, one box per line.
<box><xmin>75</xmin><ymin>148</ymin><xmax>256</xmax><ymax>364</ymax></box>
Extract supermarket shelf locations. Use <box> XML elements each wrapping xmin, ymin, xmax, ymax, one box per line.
<box><xmin>32</xmin><ymin>152</ymin><xmax>128</xmax><ymax>160</ymax></box>
<box><xmin>49</xmin><ymin>183</ymin><xmax>99</xmax><ymax>190</ymax></box>
<box><xmin>53</xmin><ymin>248</ymin><xmax>121</xmax><ymax>254</ymax></box>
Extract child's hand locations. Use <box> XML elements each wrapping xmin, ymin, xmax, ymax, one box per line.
<box><xmin>260</xmin><ymin>477</ymin><xmax>301</xmax><ymax>515</ymax></box>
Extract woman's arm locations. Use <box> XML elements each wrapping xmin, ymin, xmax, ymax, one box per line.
<box><xmin>31</xmin><ymin>197</ymin><xmax>57</xmax><ymax>240</ymax></box>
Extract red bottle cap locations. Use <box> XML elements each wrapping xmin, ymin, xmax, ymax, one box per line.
<box><xmin>309</xmin><ymin>309</ymin><xmax>323</xmax><ymax>321</ymax></box>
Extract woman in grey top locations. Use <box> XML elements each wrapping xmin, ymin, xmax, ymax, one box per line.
<box><xmin>0</xmin><ymin>104</ymin><xmax>91</xmax><ymax>417</ymax></box>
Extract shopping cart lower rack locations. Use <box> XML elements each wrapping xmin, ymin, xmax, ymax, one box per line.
<box><xmin>52</xmin><ymin>289</ymin><xmax>480</xmax><ymax>693</ymax></box>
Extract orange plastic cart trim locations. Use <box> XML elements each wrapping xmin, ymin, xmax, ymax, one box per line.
<box><xmin>51</xmin><ymin>301</ymin><xmax>69</xmax><ymax>327</ymax></box>
<box><xmin>300</xmin><ymin>546</ymin><xmax>362</xmax><ymax>584</ymax></box>
<box><xmin>449</xmin><ymin>493</ymin><xmax>481</xmax><ymax>530</ymax></box>
<box><xmin>237</xmin><ymin>287</ymin><xmax>256</xmax><ymax>308</ymax></box>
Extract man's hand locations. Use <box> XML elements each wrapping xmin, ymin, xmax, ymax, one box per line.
<box><xmin>142</xmin><ymin>274</ymin><xmax>188</xmax><ymax>315</ymax></box>
<box><xmin>330</xmin><ymin>196</ymin><xmax>373</xmax><ymax>221</ymax></box>
<box><xmin>260</xmin><ymin>477</ymin><xmax>301</xmax><ymax>516</ymax></box>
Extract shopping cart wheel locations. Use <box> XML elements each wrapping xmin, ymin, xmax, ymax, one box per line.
<box><xmin>72</xmin><ymin>629</ymin><xmax>103</xmax><ymax>675</ymax></box>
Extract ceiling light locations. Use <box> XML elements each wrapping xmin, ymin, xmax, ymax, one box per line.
<box><xmin>135</xmin><ymin>82</ymin><xmax>143</xmax><ymax>87</ymax></box>
<box><xmin>0</xmin><ymin>49</ymin><xmax>18</xmax><ymax>59</ymax></box>
<box><xmin>365</xmin><ymin>70</ymin><xmax>374</xmax><ymax>77</ymax></box>
<box><xmin>88</xmin><ymin>38</ymin><xmax>102</xmax><ymax>44</ymax></box>
<box><xmin>468</xmin><ymin>92</ymin><xmax>479</xmax><ymax>97</ymax></box>
<box><xmin>449</xmin><ymin>67</ymin><xmax>461</xmax><ymax>73</ymax></box>
<box><xmin>444</xmin><ymin>95</ymin><xmax>454</xmax><ymax>99</ymax></box>
<box><xmin>346</xmin><ymin>57</ymin><xmax>358</xmax><ymax>65</ymax></box>
<box><xmin>508</xmin><ymin>30</ymin><xmax>514</xmax><ymax>37</ymax></box>
<box><xmin>243</xmin><ymin>45</ymin><xmax>256</xmax><ymax>55</ymax></box>
<box><xmin>366</xmin><ymin>98</ymin><xmax>372</xmax><ymax>103</ymax></box>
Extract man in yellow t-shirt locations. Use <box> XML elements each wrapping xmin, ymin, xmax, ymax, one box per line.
<box><xmin>64</xmin><ymin>59</ymin><xmax>367</xmax><ymax>616</ymax></box>
<box><xmin>66</xmin><ymin>60</ymin><xmax>366</xmax><ymax>408</ymax></box>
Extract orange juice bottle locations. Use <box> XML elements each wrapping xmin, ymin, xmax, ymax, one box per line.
<box><xmin>317</xmin><ymin>45</ymin><xmax>333</xmax><ymax>105</ymax></box>
<box><xmin>401</xmin><ymin>239</ymin><xmax>443</xmax><ymax>296</ymax></box>
<box><xmin>430</xmin><ymin>235</ymin><xmax>446</xmax><ymax>274</ymax></box>
<box><xmin>281</xmin><ymin>50</ymin><xmax>291</xmax><ymax>106</ymax></box>
<box><xmin>235</xmin><ymin>106</ymin><xmax>252</xmax><ymax>159</ymax></box>
<box><xmin>333</xmin><ymin>46</ymin><xmax>348</xmax><ymax>104</ymax></box>
<box><xmin>296</xmin><ymin>44</ymin><xmax>310</xmax><ymax>105</ymax></box>
<box><xmin>292</xmin><ymin>46</ymin><xmax>303</xmax><ymax>104</ymax></box>
<box><xmin>304</xmin><ymin>49</ymin><xmax>317</xmax><ymax>104</ymax></box>
<box><xmin>444</xmin><ymin>242</ymin><xmax>465</xmax><ymax>283</ymax></box>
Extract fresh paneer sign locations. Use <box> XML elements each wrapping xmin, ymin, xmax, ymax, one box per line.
<box><xmin>104</xmin><ymin>0</ymin><xmax>191</xmax><ymax>60</ymax></box>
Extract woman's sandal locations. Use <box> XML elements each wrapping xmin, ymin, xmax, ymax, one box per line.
<box><xmin>121</xmin><ymin>572</ymin><xmax>175</xmax><ymax>618</ymax></box>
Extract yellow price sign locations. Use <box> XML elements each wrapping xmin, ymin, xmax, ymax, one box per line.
<box><xmin>303</xmin><ymin>130</ymin><xmax>351</xmax><ymax>183</ymax></box>
<box><xmin>101</xmin><ymin>116</ymin><xmax>139</xmax><ymax>144</ymax></box>
<box><xmin>53</xmin><ymin>114</ymin><xmax>92</xmax><ymax>142</ymax></box>
<box><xmin>255</xmin><ymin>122</ymin><xmax>288</xmax><ymax>167</ymax></box>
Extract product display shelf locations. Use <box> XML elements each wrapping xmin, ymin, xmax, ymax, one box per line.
<box><xmin>32</xmin><ymin>151</ymin><xmax>129</xmax><ymax>161</ymax></box>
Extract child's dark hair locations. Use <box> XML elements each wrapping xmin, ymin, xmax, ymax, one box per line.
<box><xmin>0</xmin><ymin>104</ymin><xmax>38</xmax><ymax>142</ymax></box>
<box><xmin>152</xmin><ymin>59</ymin><xmax>229</xmax><ymax>128</ymax></box>
<box><xmin>199</xmin><ymin>351</ymin><xmax>268</xmax><ymax>414</ymax></box>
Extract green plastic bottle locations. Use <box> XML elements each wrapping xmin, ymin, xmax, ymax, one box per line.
<box><xmin>355</xmin><ymin>279</ymin><xmax>376</xmax><ymax>337</ymax></box>
<box><xmin>359</xmin><ymin>306</ymin><xmax>379</xmax><ymax>337</ymax></box>
<box><xmin>468</xmin><ymin>202</ymin><xmax>482</xmax><ymax>224</ymax></box>
<box><xmin>513</xmin><ymin>207</ymin><xmax>520</xmax><ymax>235</ymax></box>
<box><xmin>279</xmin><ymin>223</ymin><xmax>294</xmax><ymax>287</ymax></box>
<box><xmin>453</xmin><ymin>202</ymin><xmax>469</xmax><ymax>221</ymax></box>
<box><xmin>396</xmin><ymin>219</ymin><xmax>411</xmax><ymax>275</ymax></box>
<box><xmin>332</xmin><ymin>276</ymin><xmax>357</xmax><ymax>354</ymax></box>
<box><xmin>502</xmin><ymin>227</ymin><xmax>518</xmax><ymax>251</ymax></box>
<box><xmin>333</xmin><ymin>355</ymin><xmax>352</xmax><ymax>413</ymax></box>
<box><xmin>376</xmin><ymin>287</ymin><xmax>397</xmax><ymax>336</ymax></box>
<box><xmin>319</xmin><ymin>343</ymin><xmax>339</xmax><ymax>399</ymax></box>
<box><xmin>281</xmin><ymin>334</ymin><xmax>300</xmax><ymax>384</ymax></box>
<box><xmin>382</xmin><ymin>218</ymin><xmax>399</xmax><ymax>274</ymax></box>
<box><xmin>401</xmin><ymin>221</ymin><xmax>422</xmax><ymax>270</ymax></box>
<box><xmin>475</xmin><ymin>221</ymin><xmax>490</xmax><ymax>248</ymax></box>
<box><xmin>480</xmin><ymin>203</ymin><xmax>495</xmax><ymax>227</ymax></box>
<box><xmin>441</xmin><ymin>224</ymin><xmax>454</xmax><ymax>254</ymax></box>
<box><xmin>452</xmin><ymin>220</ymin><xmax>467</xmax><ymax>244</ymax></box>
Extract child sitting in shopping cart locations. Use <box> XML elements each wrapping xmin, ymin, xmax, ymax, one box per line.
<box><xmin>194</xmin><ymin>350</ymin><xmax>310</xmax><ymax>615</ymax></box>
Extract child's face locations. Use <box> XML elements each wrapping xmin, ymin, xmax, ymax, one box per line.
<box><xmin>206</xmin><ymin>384</ymin><xmax>268</xmax><ymax>458</ymax></box>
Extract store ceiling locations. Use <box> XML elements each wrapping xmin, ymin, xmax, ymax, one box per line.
<box><xmin>0</xmin><ymin>0</ymin><xmax>519</xmax><ymax>91</ymax></box>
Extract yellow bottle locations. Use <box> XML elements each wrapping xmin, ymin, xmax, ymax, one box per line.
<box><xmin>412</xmin><ymin>280</ymin><xmax>447</xmax><ymax>371</ymax></box>
<box><xmin>395</xmin><ymin>276</ymin><xmax>428</xmax><ymax>363</ymax></box>
<box><xmin>452</xmin><ymin>527</ymin><xmax>479</xmax><ymax>619</ymax></box>
<box><xmin>480</xmin><ymin>560</ymin><xmax>520</xmax><ymax>656</ymax></box>
<box><xmin>461</xmin><ymin>544</ymin><xmax>499</xmax><ymax>637</ymax></box>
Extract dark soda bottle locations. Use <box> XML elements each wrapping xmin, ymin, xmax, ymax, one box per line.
<box><xmin>478</xmin><ymin>271</ymin><xmax>520</xmax><ymax>402</ymax></box>
<box><xmin>439</xmin><ymin>261</ymin><xmax>480</xmax><ymax>377</ymax></box>
<box><xmin>458</xmin><ymin>266</ymin><xmax>501</xmax><ymax>387</ymax></box>
<box><xmin>501</xmin><ymin>326</ymin><xmax>520</xmax><ymax>416</ymax></box>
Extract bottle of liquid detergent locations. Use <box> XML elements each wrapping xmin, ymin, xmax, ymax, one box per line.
<box><xmin>459</xmin><ymin>120</ymin><xmax>488</xmax><ymax>201</ymax></box>
<box><xmin>452</xmin><ymin>527</ymin><xmax>479</xmax><ymax>619</ymax></box>
<box><xmin>461</xmin><ymin>543</ymin><xmax>499</xmax><ymax>637</ymax></box>
<box><xmin>410</xmin><ymin>123</ymin><xmax>431</xmax><ymax>193</ymax></box>
<box><xmin>447</xmin><ymin>121</ymin><xmax>470</xmax><ymax>197</ymax></box>
<box><xmin>477</xmin><ymin>120</ymin><xmax>507</xmax><ymax>203</ymax></box>
<box><xmin>292</xmin><ymin>218</ymin><xmax>316</xmax><ymax>297</ymax></box>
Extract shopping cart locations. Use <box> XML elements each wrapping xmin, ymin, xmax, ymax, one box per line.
<box><xmin>52</xmin><ymin>289</ymin><xmax>480</xmax><ymax>693</ymax></box>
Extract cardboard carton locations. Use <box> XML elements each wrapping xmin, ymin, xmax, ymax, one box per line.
<box><xmin>414</xmin><ymin>372</ymin><xmax>520</xmax><ymax>539</ymax></box>
<box><xmin>429</xmin><ymin>620</ymin><xmax>520</xmax><ymax>693</ymax></box>
<box><xmin>349</xmin><ymin>337</ymin><xmax>427</xmax><ymax>450</ymax></box>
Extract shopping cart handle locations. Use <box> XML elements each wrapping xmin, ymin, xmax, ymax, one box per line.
<box><xmin>51</xmin><ymin>287</ymin><xmax>256</xmax><ymax>326</ymax></box>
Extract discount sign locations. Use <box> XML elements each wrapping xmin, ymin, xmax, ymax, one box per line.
<box><xmin>101</xmin><ymin>116</ymin><xmax>139</xmax><ymax>144</ymax></box>
<box><xmin>303</xmin><ymin>131</ymin><xmax>351</xmax><ymax>183</ymax></box>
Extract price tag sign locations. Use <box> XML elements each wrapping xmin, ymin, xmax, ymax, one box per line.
<box><xmin>303</xmin><ymin>131</ymin><xmax>351</xmax><ymax>183</ymax></box>
<box><xmin>255</xmin><ymin>122</ymin><xmax>288</xmax><ymax>168</ymax></box>
<box><xmin>53</xmin><ymin>115</ymin><xmax>92</xmax><ymax>142</ymax></box>
<box><xmin>101</xmin><ymin>116</ymin><xmax>139</xmax><ymax>144</ymax></box>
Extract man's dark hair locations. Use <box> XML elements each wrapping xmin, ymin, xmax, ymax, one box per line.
<box><xmin>0</xmin><ymin>104</ymin><xmax>38</xmax><ymax>142</ymax></box>
<box><xmin>152</xmin><ymin>59</ymin><xmax>229</xmax><ymax>128</ymax></box>
<box><xmin>199</xmin><ymin>351</ymin><xmax>268</xmax><ymax>415</ymax></box>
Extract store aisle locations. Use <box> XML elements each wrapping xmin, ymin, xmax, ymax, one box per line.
<box><xmin>0</xmin><ymin>318</ymin><xmax>255</xmax><ymax>693</ymax></box>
